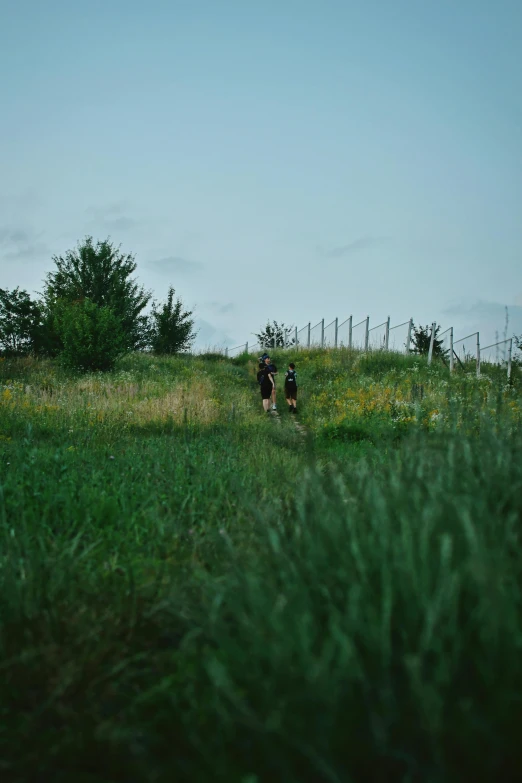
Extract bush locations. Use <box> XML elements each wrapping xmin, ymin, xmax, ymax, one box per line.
<box><xmin>0</xmin><ymin>287</ymin><xmax>44</xmax><ymax>356</ymax></box>
<box><xmin>411</xmin><ymin>322</ymin><xmax>447</xmax><ymax>358</ymax></box>
<box><xmin>44</xmin><ymin>237</ymin><xmax>151</xmax><ymax>351</ymax></box>
<box><xmin>149</xmin><ymin>286</ymin><xmax>196</xmax><ymax>354</ymax></box>
<box><xmin>255</xmin><ymin>320</ymin><xmax>296</xmax><ymax>349</ymax></box>
<box><xmin>55</xmin><ymin>299</ymin><xmax>126</xmax><ymax>372</ymax></box>
<box><xmin>198</xmin><ymin>352</ymin><xmax>228</xmax><ymax>361</ymax></box>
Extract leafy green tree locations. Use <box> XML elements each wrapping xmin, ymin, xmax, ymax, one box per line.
<box><xmin>411</xmin><ymin>322</ymin><xmax>447</xmax><ymax>358</ymax></box>
<box><xmin>0</xmin><ymin>287</ymin><xmax>44</xmax><ymax>356</ymax></box>
<box><xmin>255</xmin><ymin>320</ymin><xmax>295</xmax><ymax>349</ymax></box>
<box><xmin>54</xmin><ymin>299</ymin><xmax>126</xmax><ymax>372</ymax></box>
<box><xmin>149</xmin><ymin>286</ymin><xmax>196</xmax><ymax>354</ymax></box>
<box><xmin>44</xmin><ymin>237</ymin><xmax>151</xmax><ymax>351</ymax></box>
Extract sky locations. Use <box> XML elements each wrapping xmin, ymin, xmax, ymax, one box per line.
<box><xmin>1</xmin><ymin>0</ymin><xmax>521</xmax><ymax>350</ymax></box>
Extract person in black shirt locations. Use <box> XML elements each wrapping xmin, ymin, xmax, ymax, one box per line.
<box><xmin>284</xmin><ymin>362</ymin><xmax>298</xmax><ymax>413</ymax></box>
<box><xmin>263</xmin><ymin>355</ymin><xmax>278</xmax><ymax>410</ymax></box>
<box><xmin>257</xmin><ymin>361</ymin><xmax>274</xmax><ymax>412</ymax></box>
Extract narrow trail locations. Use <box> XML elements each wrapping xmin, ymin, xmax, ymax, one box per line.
<box><xmin>269</xmin><ymin>408</ymin><xmax>308</xmax><ymax>441</ymax></box>
<box><xmin>293</xmin><ymin>419</ymin><xmax>308</xmax><ymax>439</ymax></box>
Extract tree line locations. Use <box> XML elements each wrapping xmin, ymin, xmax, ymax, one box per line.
<box><xmin>0</xmin><ymin>237</ymin><xmax>196</xmax><ymax>371</ymax></box>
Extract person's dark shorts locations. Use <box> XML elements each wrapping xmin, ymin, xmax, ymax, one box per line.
<box><xmin>260</xmin><ymin>384</ymin><xmax>272</xmax><ymax>400</ymax></box>
<box><xmin>285</xmin><ymin>385</ymin><xmax>297</xmax><ymax>399</ymax></box>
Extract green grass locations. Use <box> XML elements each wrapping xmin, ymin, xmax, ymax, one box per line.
<box><xmin>1</xmin><ymin>350</ymin><xmax>522</xmax><ymax>782</ymax></box>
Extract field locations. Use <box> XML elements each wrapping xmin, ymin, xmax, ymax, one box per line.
<box><xmin>1</xmin><ymin>349</ymin><xmax>522</xmax><ymax>782</ymax></box>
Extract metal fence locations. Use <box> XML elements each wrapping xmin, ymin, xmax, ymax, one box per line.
<box><xmin>479</xmin><ymin>337</ymin><xmax>513</xmax><ymax>378</ymax></box>
<box><xmin>226</xmin><ymin>315</ymin><xmax>410</xmax><ymax>356</ymax></box>
<box><xmin>223</xmin><ymin>316</ymin><xmax>513</xmax><ymax>379</ymax></box>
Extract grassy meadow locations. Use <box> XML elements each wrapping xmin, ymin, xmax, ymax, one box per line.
<box><xmin>1</xmin><ymin>348</ymin><xmax>522</xmax><ymax>782</ymax></box>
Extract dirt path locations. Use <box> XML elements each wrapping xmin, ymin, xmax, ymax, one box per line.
<box><xmin>269</xmin><ymin>408</ymin><xmax>308</xmax><ymax>440</ymax></box>
<box><xmin>293</xmin><ymin>419</ymin><xmax>308</xmax><ymax>439</ymax></box>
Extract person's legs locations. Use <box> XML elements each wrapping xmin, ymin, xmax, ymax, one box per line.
<box><xmin>285</xmin><ymin>387</ymin><xmax>292</xmax><ymax>411</ymax></box>
<box><xmin>271</xmin><ymin>385</ymin><xmax>277</xmax><ymax>409</ymax></box>
<box><xmin>261</xmin><ymin>387</ymin><xmax>272</xmax><ymax>412</ymax></box>
<box><xmin>291</xmin><ymin>396</ymin><xmax>297</xmax><ymax>412</ymax></box>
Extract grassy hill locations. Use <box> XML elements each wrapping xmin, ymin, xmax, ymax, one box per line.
<box><xmin>1</xmin><ymin>349</ymin><xmax>521</xmax><ymax>782</ymax></box>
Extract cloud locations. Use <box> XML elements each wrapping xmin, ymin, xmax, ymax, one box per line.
<box><xmin>441</xmin><ymin>299</ymin><xmax>522</xmax><ymax>346</ymax></box>
<box><xmin>0</xmin><ymin>190</ymin><xmax>43</xmax><ymax>212</ymax></box>
<box><xmin>3</xmin><ymin>242</ymin><xmax>50</xmax><ymax>261</ymax></box>
<box><xmin>86</xmin><ymin>202</ymin><xmax>129</xmax><ymax>218</ymax></box>
<box><xmin>85</xmin><ymin>203</ymin><xmax>139</xmax><ymax>233</ymax></box>
<box><xmin>0</xmin><ymin>228</ymin><xmax>33</xmax><ymax>244</ymax></box>
<box><xmin>323</xmin><ymin>236</ymin><xmax>389</xmax><ymax>259</ymax></box>
<box><xmin>443</xmin><ymin>300</ymin><xmax>518</xmax><ymax>320</ymax></box>
<box><xmin>193</xmin><ymin>318</ymin><xmax>234</xmax><ymax>349</ymax></box>
<box><xmin>100</xmin><ymin>216</ymin><xmax>137</xmax><ymax>231</ymax></box>
<box><xmin>0</xmin><ymin>225</ymin><xmax>50</xmax><ymax>262</ymax></box>
<box><xmin>206</xmin><ymin>300</ymin><xmax>235</xmax><ymax>314</ymax></box>
<box><xmin>147</xmin><ymin>256</ymin><xmax>203</xmax><ymax>275</ymax></box>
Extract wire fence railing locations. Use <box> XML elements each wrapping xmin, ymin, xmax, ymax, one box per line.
<box><xmin>216</xmin><ymin>316</ymin><xmax>513</xmax><ymax>379</ymax></box>
<box><xmin>480</xmin><ymin>337</ymin><xmax>513</xmax><ymax>377</ymax></box>
<box><xmin>388</xmin><ymin>320</ymin><xmax>411</xmax><ymax>353</ymax></box>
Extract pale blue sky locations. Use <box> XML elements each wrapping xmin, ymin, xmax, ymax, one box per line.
<box><xmin>1</xmin><ymin>0</ymin><xmax>521</xmax><ymax>348</ymax></box>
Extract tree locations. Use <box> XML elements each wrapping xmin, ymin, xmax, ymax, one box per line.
<box><xmin>54</xmin><ymin>299</ymin><xmax>126</xmax><ymax>372</ymax></box>
<box><xmin>149</xmin><ymin>286</ymin><xmax>196</xmax><ymax>354</ymax></box>
<box><xmin>410</xmin><ymin>322</ymin><xmax>447</xmax><ymax>358</ymax></box>
<box><xmin>44</xmin><ymin>237</ymin><xmax>151</xmax><ymax>351</ymax></box>
<box><xmin>255</xmin><ymin>320</ymin><xmax>295</xmax><ymax>349</ymax></box>
<box><xmin>0</xmin><ymin>287</ymin><xmax>44</xmax><ymax>356</ymax></box>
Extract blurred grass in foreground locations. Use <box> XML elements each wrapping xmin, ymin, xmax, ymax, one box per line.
<box><xmin>0</xmin><ymin>350</ymin><xmax>521</xmax><ymax>782</ymax></box>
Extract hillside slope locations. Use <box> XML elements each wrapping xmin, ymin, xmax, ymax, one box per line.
<box><xmin>1</xmin><ymin>350</ymin><xmax>522</xmax><ymax>782</ymax></box>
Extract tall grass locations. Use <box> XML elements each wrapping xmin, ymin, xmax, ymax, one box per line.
<box><xmin>0</xmin><ymin>351</ymin><xmax>521</xmax><ymax>781</ymax></box>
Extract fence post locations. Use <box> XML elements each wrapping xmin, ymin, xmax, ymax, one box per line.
<box><xmin>449</xmin><ymin>327</ymin><xmax>454</xmax><ymax>372</ymax></box>
<box><xmin>307</xmin><ymin>322</ymin><xmax>311</xmax><ymax>348</ymax></box>
<box><xmin>508</xmin><ymin>338</ymin><xmax>513</xmax><ymax>380</ymax></box>
<box><xmin>225</xmin><ymin>346</ymin><xmax>229</xmax><ymax>358</ymax></box>
<box><xmin>245</xmin><ymin>342</ymin><xmax>248</xmax><ymax>355</ymax></box>
<box><xmin>476</xmin><ymin>333</ymin><xmax>480</xmax><ymax>377</ymax></box>
<box><xmin>348</xmin><ymin>316</ymin><xmax>353</xmax><ymax>349</ymax></box>
<box><xmin>321</xmin><ymin>318</ymin><xmax>325</xmax><ymax>348</ymax></box>
<box><xmin>334</xmin><ymin>317</ymin><xmax>338</xmax><ymax>349</ymax></box>
<box><xmin>384</xmin><ymin>316</ymin><xmax>390</xmax><ymax>350</ymax></box>
<box><xmin>294</xmin><ymin>326</ymin><xmax>298</xmax><ymax>350</ymax></box>
<box><xmin>364</xmin><ymin>316</ymin><xmax>369</xmax><ymax>351</ymax></box>
<box><xmin>406</xmin><ymin>318</ymin><xmax>413</xmax><ymax>354</ymax></box>
<box><xmin>427</xmin><ymin>322</ymin><xmax>436</xmax><ymax>365</ymax></box>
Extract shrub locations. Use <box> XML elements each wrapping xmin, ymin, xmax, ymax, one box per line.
<box><xmin>149</xmin><ymin>286</ymin><xmax>196</xmax><ymax>354</ymax></box>
<box><xmin>55</xmin><ymin>299</ymin><xmax>126</xmax><ymax>372</ymax></box>
<box><xmin>0</xmin><ymin>287</ymin><xmax>44</xmax><ymax>356</ymax></box>
<box><xmin>44</xmin><ymin>237</ymin><xmax>151</xmax><ymax>351</ymax></box>
<box><xmin>255</xmin><ymin>320</ymin><xmax>296</xmax><ymax>349</ymax></box>
<box><xmin>411</xmin><ymin>322</ymin><xmax>447</xmax><ymax>358</ymax></box>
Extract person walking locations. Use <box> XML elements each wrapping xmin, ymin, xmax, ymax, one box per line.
<box><xmin>263</xmin><ymin>355</ymin><xmax>278</xmax><ymax>410</ymax></box>
<box><xmin>257</xmin><ymin>360</ymin><xmax>274</xmax><ymax>412</ymax></box>
<box><xmin>284</xmin><ymin>362</ymin><xmax>298</xmax><ymax>413</ymax></box>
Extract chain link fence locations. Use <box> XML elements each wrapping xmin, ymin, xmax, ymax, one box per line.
<box><xmin>480</xmin><ymin>337</ymin><xmax>513</xmax><ymax>378</ymax></box>
<box><xmin>213</xmin><ymin>316</ymin><xmax>512</xmax><ymax>379</ymax></box>
<box><xmin>368</xmin><ymin>319</ymin><xmax>389</xmax><ymax>351</ymax></box>
<box><xmin>388</xmin><ymin>320</ymin><xmax>412</xmax><ymax>353</ymax></box>
<box><xmin>453</xmin><ymin>332</ymin><xmax>480</xmax><ymax>375</ymax></box>
<box><xmin>351</xmin><ymin>318</ymin><xmax>368</xmax><ymax>350</ymax></box>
